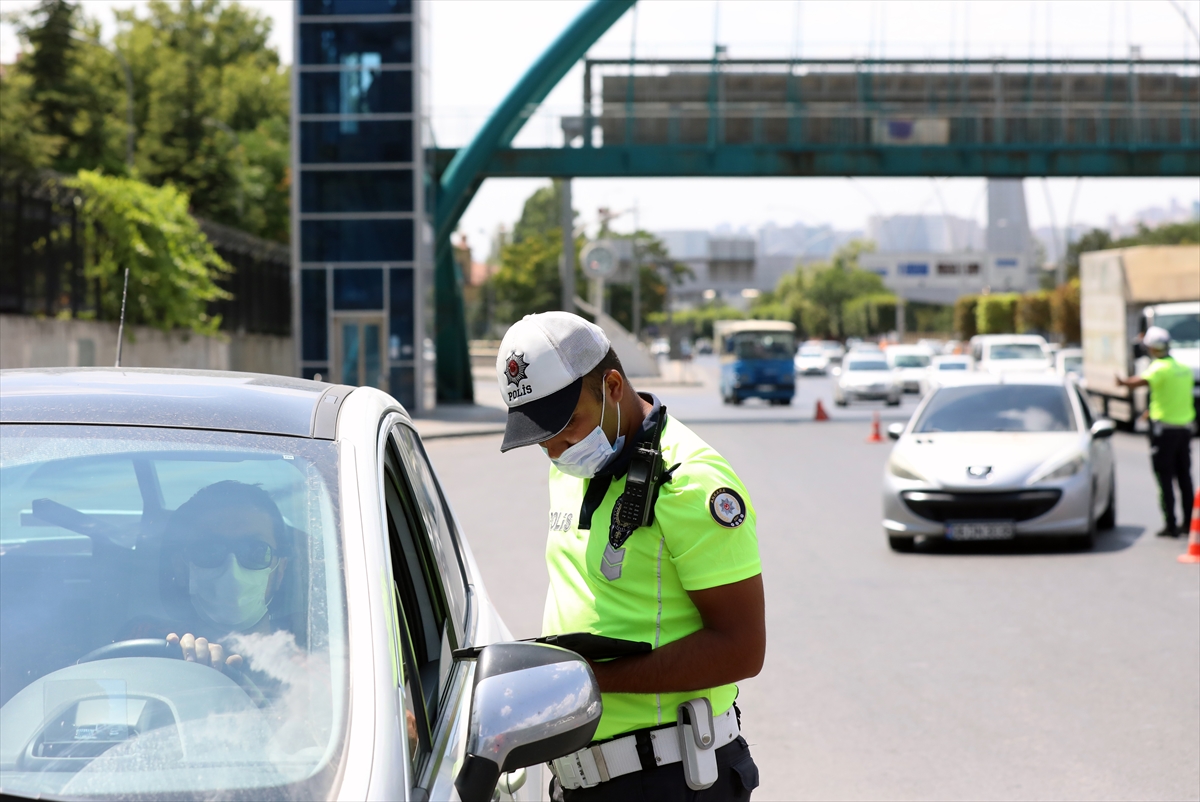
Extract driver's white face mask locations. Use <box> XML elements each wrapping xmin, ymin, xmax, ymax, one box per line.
<box><xmin>189</xmin><ymin>555</ymin><xmax>271</xmax><ymax>631</ymax></box>
<box><xmin>543</xmin><ymin>390</ymin><xmax>624</xmax><ymax>479</ymax></box>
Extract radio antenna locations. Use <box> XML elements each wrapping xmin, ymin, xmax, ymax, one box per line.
<box><xmin>114</xmin><ymin>268</ymin><xmax>129</xmax><ymax>367</ymax></box>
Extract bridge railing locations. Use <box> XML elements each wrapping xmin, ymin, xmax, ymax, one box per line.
<box><xmin>577</xmin><ymin>58</ymin><xmax>1200</xmax><ymax>150</ymax></box>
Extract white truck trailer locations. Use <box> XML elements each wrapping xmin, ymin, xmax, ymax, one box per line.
<box><xmin>1080</xmin><ymin>245</ymin><xmax>1200</xmax><ymax>430</ymax></box>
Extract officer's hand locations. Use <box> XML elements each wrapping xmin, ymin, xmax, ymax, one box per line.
<box><xmin>168</xmin><ymin>632</ymin><xmax>243</xmax><ymax>672</ymax></box>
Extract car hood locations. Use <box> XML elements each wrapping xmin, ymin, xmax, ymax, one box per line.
<box><xmin>795</xmin><ymin>355</ymin><xmax>828</xmax><ymax>365</ymax></box>
<box><xmin>896</xmin><ymin>431</ymin><xmax>1083</xmax><ymax>489</ymax></box>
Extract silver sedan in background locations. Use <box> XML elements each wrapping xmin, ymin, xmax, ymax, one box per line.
<box><xmin>833</xmin><ymin>355</ymin><xmax>902</xmax><ymax>406</ymax></box>
<box><xmin>882</xmin><ymin>374</ymin><xmax>1117</xmax><ymax>552</ymax></box>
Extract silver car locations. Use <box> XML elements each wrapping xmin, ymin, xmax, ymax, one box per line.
<box><xmin>833</xmin><ymin>355</ymin><xmax>902</xmax><ymax>406</ymax></box>
<box><xmin>0</xmin><ymin>369</ymin><xmax>600</xmax><ymax>801</ymax></box>
<box><xmin>882</xmin><ymin>374</ymin><xmax>1117</xmax><ymax>552</ymax></box>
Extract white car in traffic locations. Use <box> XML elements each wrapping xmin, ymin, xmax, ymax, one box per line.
<box><xmin>886</xmin><ymin>345</ymin><xmax>935</xmax><ymax>393</ymax></box>
<box><xmin>882</xmin><ymin>374</ymin><xmax>1116</xmax><ymax>552</ymax></box>
<box><xmin>1055</xmin><ymin>347</ymin><xmax>1083</xmax><ymax>378</ymax></box>
<box><xmin>794</xmin><ymin>343</ymin><xmax>832</xmax><ymax>375</ymax></box>
<box><xmin>970</xmin><ymin>334</ymin><xmax>1053</xmax><ymax>376</ymax></box>
<box><xmin>918</xmin><ymin>354</ymin><xmax>976</xmax><ymax>395</ymax></box>
<box><xmin>833</xmin><ymin>355</ymin><xmax>902</xmax><ymax>406</ymax></box>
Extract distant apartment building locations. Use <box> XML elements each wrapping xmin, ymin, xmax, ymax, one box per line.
<box><xmin>657</xmin><ymin>231</ymin><xmax>757</xmax><ymax>308</ymax></box>
<box><xmin>867</xmin><ymin>214</ymin><xmax>984</xmax><ymax>253</ymax></box>
<box><xmin>859</xmin><ymin>252</ymin><xmax>1037</xmax><ymax>305</ymax></box>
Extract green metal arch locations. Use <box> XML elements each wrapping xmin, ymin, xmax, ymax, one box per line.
<box><xmin>434</xmin><ymin>0</ymin><xmax>636</xmax><ymax>402</ymax></box>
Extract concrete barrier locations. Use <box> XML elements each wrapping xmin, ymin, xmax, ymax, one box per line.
<box><xmin>0</xmin><ymin>314</ymin><xmax>294</xmax><ymax>376</ymax></box>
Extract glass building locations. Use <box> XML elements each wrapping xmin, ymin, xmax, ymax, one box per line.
<box><xmin>292</xmin><ymin>0</ymin><xmax>435</xmax><ymax>412</ymax></box>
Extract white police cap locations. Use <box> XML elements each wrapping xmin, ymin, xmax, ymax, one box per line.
<box><xmin>496</xmin><ymin>312</ymin><xmax>611</xmax><ymax>452</ymax></box>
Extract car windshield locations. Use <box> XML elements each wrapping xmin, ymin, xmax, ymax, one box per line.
<box><xmin>0</xmin><ymin>425</ymin><xmax>347</xmax><ymax>801</ymax></box>
<box><xmin>798</xmin><ymin>346</ymin><xmax>823</xmax><ymax>357</ymax></box>
<box><xmin>989</xmin><ymin>343</ymin><xmax>1046</xmax><ymax>360</ymax></box>
<box><xmin>937</xmin><ymin>362</ymin><xmax>968</xmax><ymax>370</ymax></box>
<box><xmin>916</xmin><ymin>385</ymin><xmax>1076</xmax><ymax>432</ymax></box>
<box><xmin>1155</xmin><ymin>312</ymin><xmax>1200</xmax><ymax>348</ymax></box>
<box><xmin>892</xmin><ymin>355</ymin><xmax>931</xmax><ymax>368</ymax></box>
<box><xmin>847</xmin><ymin>360</ymin><xmax>889</xmax><ymax>371</ymax></box>
<box><xmin>731</xmin><ymin>332</ymin><xmax>795</xmax><ymax>360</ymax></box>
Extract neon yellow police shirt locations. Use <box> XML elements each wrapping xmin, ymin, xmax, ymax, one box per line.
<box><xmin>542</xmin><ymin>413</ymin><xmax>762</xmax><ymax>742</ymax></box>
<box><xmin>1143</xmin><ymin>356</ymin><xmax>1196</xmax><ymax>426</ymax></box>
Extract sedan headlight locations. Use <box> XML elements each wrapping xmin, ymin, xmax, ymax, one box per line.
<box><xmin>888</xmin><ymin>451</ymin><xmax>929</xmax><ymax>482</ymax></box>
<box><xmin>1028</xmin><ymin>452</ymin><xmax>1086</xmax><ymax>484</ymax></box>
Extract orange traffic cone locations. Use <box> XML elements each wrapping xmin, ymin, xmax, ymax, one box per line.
<box><xmin>865</xmin><ymin>410</ymin><xmax>884</xmax><ymax>443</ymax></box>
<box><xmin>1178</xmin><ymin>490</ymin><xmax>1200</xmax><ymax>564</ymax></box>
<box><xmin>814</xmin><ymin>399</ymin><xmax>830</xmax><ymax>421</ymax></box>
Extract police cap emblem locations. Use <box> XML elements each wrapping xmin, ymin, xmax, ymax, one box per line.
<box><xmin>504</xmin><ymin>351</ymin><xmax>529</xmax><ymax>387</ymax></box>
<box><xmin>708</xmin><ymin>487</ymin><xmax>746</xmax><ymax>528</ymax></box>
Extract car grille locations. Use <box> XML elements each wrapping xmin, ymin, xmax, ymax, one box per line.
<box><xmin>900</xmin><ymin>489</ymin><xmax>1062</xmax><ymax>522</ymax></box>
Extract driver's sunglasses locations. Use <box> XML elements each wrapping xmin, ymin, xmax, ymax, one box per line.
<box><xmin>184</xmin><ymin>537</ymin><xmax>278</xmax><ymax>571</ymax></box>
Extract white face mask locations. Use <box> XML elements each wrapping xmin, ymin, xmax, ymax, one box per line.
<box><xmin>189</xmin><ymin>554</ymin><xmax>272</xmax><ymax>631</ymax></box>
<box><xmin>544</xmin><ymin>391</ymin><xmax>625</xmax><ymax>479</ymax></box>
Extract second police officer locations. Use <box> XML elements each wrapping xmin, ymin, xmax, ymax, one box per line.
<box><xmin>496</xmin><ymin>312</ymin><xmax>764</xmax><ymax>801</ymax></box>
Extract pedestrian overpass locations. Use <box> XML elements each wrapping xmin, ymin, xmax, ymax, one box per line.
<box><xmin>432</xmin><ymin>0</ymin><xmax>1200</xmax><ymax>401</ymax></box>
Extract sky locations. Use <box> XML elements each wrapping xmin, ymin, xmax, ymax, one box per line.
<box><xmin>2</xmin><ymin>0</ymin><xmax>1198</xmax><ymax>259</ymax></box>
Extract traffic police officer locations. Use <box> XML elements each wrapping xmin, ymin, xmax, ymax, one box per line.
<box><xmin>496</xmin><ymin>312</ymin><xmax>764</xmax><ymax>801</ymax></box>
<box><xmin>1117</xmin><ymin>325</ymin><xmax>1196</xmax><ymax>537</ymax></box>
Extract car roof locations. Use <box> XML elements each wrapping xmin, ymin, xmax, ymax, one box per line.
<box><xmin>0</xmin><ymin>368</ymin><xmax>355</xmax><ymax>439</ymax></box>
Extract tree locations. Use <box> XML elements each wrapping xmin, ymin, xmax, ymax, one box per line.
<box><xmin>8</xmin><ymin>0</ymin><xmax>129</xmax><ymax>176</ymax></box>
<box><xmin>953</xmin><ymin>295</ymin><xmax>979</xmax><ymax>339</ymax></box>
<box><xmin>0</xmin><ymin>69</ymin><xmax>63</xmax><ymax>178</ymax></box>
<box><xmin>6</xmin><ymin>0</ymin><xmax>291</xmax><ymax>241</ymax></box>
<box><xmin>1066</xmin><ymin>220</ymin><xmax>1200</xmax><ymax>279</ymax></box>
<box><xmin>68</xmin><ymin>169</ymin><xmax>231</xmax><ymax>335</ymax></box>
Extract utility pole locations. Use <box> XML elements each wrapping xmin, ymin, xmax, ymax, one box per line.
<box><xmin>631</xmin><ymin>203</ymin><xmax>641</xmax><ymax>338</ymax></box>
<box><xmin>560</xmin><ymin>178</ymin><xmax>575</xmax><ymax>312</ymax></box>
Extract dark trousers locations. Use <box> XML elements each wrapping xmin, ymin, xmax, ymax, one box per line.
<box><xmin>1150</xmin><ymin>425</ymin><xmax>1195</xmax><ymax>530</ymax></box>
<box><xmin>551</xmin><ymin>736</ymin><xmax>759</xmax><ymax>802</ymax></box>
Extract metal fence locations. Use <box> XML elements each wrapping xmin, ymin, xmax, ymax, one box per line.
<box><xmin>0</xmin><ymin>174</ymin><xmax>290</xmax><ymax>336</ymax></box>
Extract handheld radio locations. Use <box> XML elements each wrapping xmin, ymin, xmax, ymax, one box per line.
<box><xmin>609</xmin><ymin>406</ymin><xmax>679</xmax><ymax>550</ymax></box>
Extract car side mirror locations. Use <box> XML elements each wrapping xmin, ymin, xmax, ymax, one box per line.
<box><xmin>1090</xmin><ymin>419</ymin><xmax>1117</xmax><ymax>439</ymax></box>
<box><xmin>454</xmin><ymin>642</ymin><xmax>602</xmax><ymax>802</ymax></box>
<box><xmin>887</xmin><ymin>422</ymin><xmax>905</xmax><ymax>440</ymax></box>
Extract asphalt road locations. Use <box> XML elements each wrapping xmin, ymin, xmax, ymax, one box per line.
<box><xmin>429</xmin><ymin>368</ymin><xmax>1200</xmax><ymax>801</ymax></box>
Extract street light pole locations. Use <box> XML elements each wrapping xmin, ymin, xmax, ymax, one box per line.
<box><xmin>71</xmin><ymin>33</ymin><xmax>134</xmax><ymax>169</ymax></box>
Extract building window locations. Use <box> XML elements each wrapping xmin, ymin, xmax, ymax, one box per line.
<box><xmin>300</xmin><ymin>0</ymin><xmax>411</xmax><ymax>14</ymax></box>
<box><xmin>995</xmin><ymin>258</ymin><xmax>1019</xmax><ymax>268</ymax></box>
<box><xmin>300</xmin><ymin>22</ymin><xmax>412</xmax><ymax>65</ymax></box>
<box><xmin>300</xmin><ymin>69</ymin><xmax>413</xmax><ymax>116</ymax></box>
<box><xmin>389</xmin><ymin>267</ymin><xmax>415</xmax><ymax>361</ymax></box>
<box><xmin>937</xmin><ymin>262</ymin><xmax>959</xmax><ymax>275</ymax></box>
<box><xmin>301</xmin><ymin>269</ymin><xmax>329</xmax><ymax>361</ymax></box>
<box><xmin>301</xmin><ymin>121</ymin><xmax>413</xmax><ymax>163</ymax></box>
<box><xmin>899</xmin><ymin>262</ymin><xmax>929</xmax><ymax>276</ymax></box>
<box><xmin>302</xmin><ymin>365</ymin><xmax>328</xmax><ymax>381</ymax></box>
<box><xmin>333</xmin><ymin>268</ymin><xmax>384</xmax><ymax>310</ymax></box>
<box><xmin>965</xmin><ymin>263</ymin><xmax>981</xmax><ymax>274</ymax></box>
<box><xmin>302</xmin><ymin>170</ymin><xmax>414</xmax><ymax>213</ymax></box>
<box><xmin>302</xmin><ymin>219</ymin><xmax>414</xmax><ymax>262</ymax></box>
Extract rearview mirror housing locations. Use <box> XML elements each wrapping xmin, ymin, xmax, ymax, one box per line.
<box><xmin>454</xmin><ymin>642</ymin><xmax>601</xmax><ymax>802</ymax></box>
<box><xmin>886</xmin><ymin>422</ymin><xmax>905</xmax><ymax>440</ymax></box>
<box><xmin>1090</xmin><ymin>419</ymin><xmax>1117</xmax><ymax>439</ymax></box>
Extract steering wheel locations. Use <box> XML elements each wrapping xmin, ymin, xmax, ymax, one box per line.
<box><xmin>76</xmin><ymin>639</ymin><xmax>268</xmax><ymax>707</ymax></box>
<box><xmin>77</xmin><ymin>638</ymin><xmax>182</xmax><ymax>663</ymax></box>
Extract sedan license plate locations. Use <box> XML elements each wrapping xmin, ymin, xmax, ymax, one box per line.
<box><xmin>946</xmin><ymin>521</ymin><xmax>1015</xmax><ymax>541</ymax></box>
<box><xmin>757</xmin><ymin>384</ymin><xmax>774</xmax><ymax>392</ymax></box>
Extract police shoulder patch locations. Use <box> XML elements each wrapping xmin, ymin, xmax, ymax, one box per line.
<box><xmin>708</xmin><ymin>487</ymin><xmax>746</xmax><ymax>528</ymax></box>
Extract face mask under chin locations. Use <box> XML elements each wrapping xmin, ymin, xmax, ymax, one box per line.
<box><xmin>188</xmin><ymin>555</ymin><xmax>272</xmax><ymax>631</ymax></box>
<box><xmin>545</xmin><ymin>391</ymin><xmax>625</xmax><ymax>479</ymax></box>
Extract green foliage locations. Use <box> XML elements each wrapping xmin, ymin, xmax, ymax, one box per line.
<box><xmin>512</xmin><ymin>180</ymin><xmax>568</xmax><ymax>244</ymax></box>
<box><xmin>490</xmin><ymin>229</ymin><xmax>580</xmax><ymax>321</ymax></box>
<box><xmin>1051</xmin><ymin>279</ymin><xmax>1081</xmax><ymax>344</ymax></box>
<box><xmin>1016</xmin><ymin>291</ymin><xmax>1052</xmax><ymax>334</ymax></box>
<box><xmin>911</xmin><ymin>302</ymin><xmax>954</xmax><ymax>334</ymax></box>
<box><xmin>953</xmin><ymin>295</ymin><xmax>979</xmax><ymax>339</ymax></box>
<box><xmin>975</xmin><ymin>293</ymin><xmax>1020</xmax><ymax>334</ymax></box>
<box><xmin>752</xmin><ymin>240</ymin><xmax>887</xmax><ymax>338</ymax></box>
<box><xmin>7</xmin><ymin>0</ymin><xmax>290</xmax><ymax>242</ymax></box>
<box><xmin>68</xmin><ymin>169</ymin><xmax>231</xmax><ymax>335</ymax></box>
<box><xmin>647</xmin><ymin>303</ymin><xmax>744</xmax><ymax>340</ymax></box>
<box><xmin>844</xmin><ymin>293</ymin><xmax>897</xmax><ymax>337</ymax></box>
<box><xmin>0</xmin><ymin>68</ymin><xmax>63</xmax><ymax>178</ymax></box>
